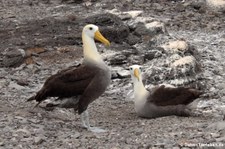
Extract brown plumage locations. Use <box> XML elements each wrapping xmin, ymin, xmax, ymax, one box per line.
<box><xmin>129</xmin><ymin>65</ymin><xmax>203</xmax><ymax>118</ymax></box>
<box><xmin>149</xmin><ymin>85</ymin><xmax>202</xmax><ymax>106</ymax></box>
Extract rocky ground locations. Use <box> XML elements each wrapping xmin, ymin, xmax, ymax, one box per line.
<box><xmin>1</xmin><ymin>0</ymin><xmax>225</xmax><ymax>148</ymax></box>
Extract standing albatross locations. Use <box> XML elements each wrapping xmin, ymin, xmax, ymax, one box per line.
<box><xmin>27</xmin><ymin>24</ymin><xmax>111</xmax><ymax>132</ymax></box>
<box><xmin>129</xmin><ymin>65</ymin><xmax>202</xmax><ymax>118</ymax></box>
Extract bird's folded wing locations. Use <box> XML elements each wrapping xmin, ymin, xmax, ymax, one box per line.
<box><xmin>148</xmin><ymin>85</ymin><xmax>201</xmax><ymax>106</ymax></box>
<box><xmin>40</xmin><ymin>64</ymin><xmax>98</xmax><ymax>97</ymax></box>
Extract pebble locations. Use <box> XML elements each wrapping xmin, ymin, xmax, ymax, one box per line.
<box><xmin>34</xmin><ymin>136</ymin><xmax>45</xmax><ymax>145</ymax></box>
<box><xmin>210</xmin><ymin>133</ymin><xmax>221</xmax><ymax>138</ymax></box>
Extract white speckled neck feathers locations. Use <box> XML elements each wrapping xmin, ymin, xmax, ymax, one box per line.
<box><xmin>82</xmin><ymin>32</ymin><xmax>103</xmax><ymax>64</ymax></box>
<box><xmin>132</xmin><ymin>76</ymin><xmax>149</xmax><ymax>102</ymax></box>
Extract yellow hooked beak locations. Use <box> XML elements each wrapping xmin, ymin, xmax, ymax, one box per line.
<box><xmin>134</xmin><ymin>68</ymin><xmax>140</xmax><ymax>81</ymax></box>
<box><xmin>94</xmin><ymin>30</ymin><xmax>110</xmax><ymax>46</ymax></box>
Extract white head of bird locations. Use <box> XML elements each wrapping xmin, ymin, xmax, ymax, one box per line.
<box><xmin>129</xmin><ymin>65</ymin><xmax>148</xmax><ymax>99</ymax></box>
<box><xmin>82</xmin><ymin>24</ymin><xmax>110</xmax><ymax>63</ymax></box>
<box><xmin>129</xmin><ymin>65</ymin><xmax>143</xmax><ymax>82</ymax></box>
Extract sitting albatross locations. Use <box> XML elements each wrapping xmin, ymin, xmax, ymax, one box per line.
<box><xmin>27</xmin><ymin>24</ymin><xmax>111</xmax><ymax>132</ymax></box>
<box><xmin>129</xmin><ymin>65</ymin><xmax>202</xmax><ymax>118</ymax></box>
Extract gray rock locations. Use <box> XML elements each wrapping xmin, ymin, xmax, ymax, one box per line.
<box><xmin>152</xmin><ymin>3</ymin><xmax>164</xmax><ymax>11</ymax></box>
<box><xmin>117</xmin><ymin>70</ymin><xmax>130</xmax><ymax>78</ymax></box>
<box><xmin>108</xmin><ymin>54</ymin><xmax>127</xmax><ymax>65</ymax></box>
<box><xmin>134</xmin><ymin>23</ymin><xmax>149</xmax><ymax>36</ymax></box>
<box><xmin>175</xmin><ymin>3</ymin><xmax>186</xmax><ymax>12</ymax></box>
<box><xmin>126</xmin><ymin>34</ymin><xmax>141</xmax><ymax>45</ymax></box>
<box><xmin>2</xmin><ymin>48</ymin><xmax>26</xmax><ymax>67</ymax></box>
<box><xmin>17</xmin><ymin>79</ymin><xmax>29</xmax><ymax>86</ymax></box>
<box><xmin>144</xmin><ymin>49</ymin><xmax>163</xmax><ymax>61</ymax></box>
<box><xmin>34</xmin><ymin>136</ymin><xmax>45</xmax><ymax>145</ymax></box>
<box><xmin>190</xmin><ymin>1</ymin><xmax>206</xmax><ymax>11</ymax></box>
<box><xmin>111</xmin><ymin>67</ymin><xmax>130</xmax><ymax>79</ymax></box>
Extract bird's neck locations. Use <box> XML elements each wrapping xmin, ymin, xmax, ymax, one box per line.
<box><xmin>133</xmin><ymin>78</ymin><xmax>148</xmax><ymax>101</ymax></box>
<box><xmin>82</xmin><ymin>34</ymin><xmax>103</xmax><ymax>64</ymax></box>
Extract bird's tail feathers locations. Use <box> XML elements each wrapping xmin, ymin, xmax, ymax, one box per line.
<box><xmin>189</xmin><ymin>89</ymin><xmax>203</xmax><ymax>97</ymax></box>
<box><xmin>27</xmin><ymin>88</ymin><xmax>48</xmax><ymax>102</ymax></box>
<box><xmin>27</xmin><ymin>95</ymin><xmax>36</xmax><ymax>102</ymax></box>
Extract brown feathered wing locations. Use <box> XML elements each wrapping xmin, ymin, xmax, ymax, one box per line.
<box><xmin>27</xmin><ymin>64</ymin><xmax>97</xmax><ymax>103</ymax></box>
<box><xmin>148</xmin><ymin>85</ymin><xmax>202</xmax><ymax>106</ymax></box>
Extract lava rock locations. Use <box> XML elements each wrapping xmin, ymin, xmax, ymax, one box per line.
<box><xmin>108</xmin><ymin>54</ymin><xmax>127</xmax><ymax>65</ymax></box>
<box><xmin>144</xmin><ymin>49</ymin><xmax>163</xmax><ymax>61</ymax></box>
<box><xmin>85</xmin><ymin>13</ymin><xmax>130</xmax><ymax>44</ymax></box>
<box><xmin>134</xmin><ymin>22</ymin><xmax>149</xmax><ymax>36</ymax></box>
<box><xmin>126</xmin><ymin>34</ymin><xmax>141</xmax><ymax>45</ymax></box>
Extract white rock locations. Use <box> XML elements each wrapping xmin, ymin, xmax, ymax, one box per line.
<box><xmin>106</xmin><ymin>9</ymin><xmax>122</xmax><ymax>16</ymax></box>
<box><xmin>161</xmin><ymin>40</ymin><xmax>188</xmax><ymax>53</ymax></box>
<box><xmin>145</xmin><ymin>21</ymin><xmax>165</xmax><ymax>32</ymax></box>
<box><xmin>117</xmin><ymin>69</ymin><xmax>130</xmax><ymax>78</ymax></box>
<box><xmin>107</xmin><ymin>9</ymin><xmax>143</xmax><ymax>19</ymax></box>
<box><xmin>171</xmin><ymin>56</ymin><xmax>196</xmax><ymax>68</ymax></box>
<box><xmin>123</xmin><ymin>10</ymin><xmax>143</xmax><ymax>18</ymax></box>
<box><xmin>210</xmin><ymin>132</ymin><xmax>221</xmax><ymax>138</ymax></box>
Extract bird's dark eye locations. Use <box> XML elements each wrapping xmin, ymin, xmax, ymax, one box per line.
<box><xmin>140</xmin><ymin>67</ymin><xmax>143</xmax><ymax>71</ymax></box>
<box><xmin>130</xmin><ymin>67</ymin><xmax>132</xmax><ymax>70</ymax></box>
<box><xmin>89</xmin><ymin>27</ymin><xmax>93</xmax><ymax>30</ymax></box>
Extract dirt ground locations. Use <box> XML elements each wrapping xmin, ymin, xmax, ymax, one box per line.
<box><xmin>1</xmin><ymin>0</ymin><xmax>225</xmax><ymax>148</ymax></box>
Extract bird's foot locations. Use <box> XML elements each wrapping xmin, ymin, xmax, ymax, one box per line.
<box><xmin>81</xmin><ymin>110</ymin><xmax>107</xmax><ymax>133</ymax></box>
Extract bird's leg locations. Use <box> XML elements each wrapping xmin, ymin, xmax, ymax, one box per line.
<box><xmin>80</xmin><ymin>110</ymin><xmax>107</xmax><ymax>133</ymax></box>
<box><xmin>81</xmin><ymin>110</ymin><xmax>89</xmax><ymax>128</ymax></box>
